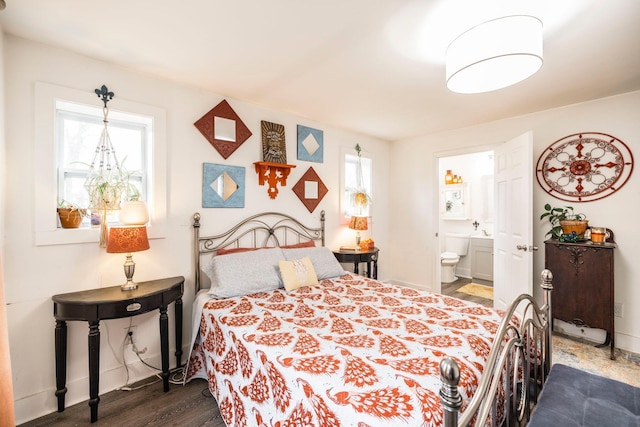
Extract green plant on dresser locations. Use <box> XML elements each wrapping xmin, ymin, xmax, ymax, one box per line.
<box><xmin>540</xmin><ymin>203</ymin><xmax>588</xmax><ymax>240</ymax></box>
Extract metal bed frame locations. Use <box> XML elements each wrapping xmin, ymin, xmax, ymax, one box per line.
<box><xmin>193</xmin><ymin>211</ymin><xmax>325</xmax><ymax>292</ymax></box>
<box><xmin>439</xmin><ymin>269</ymin><xmax>553</xmax><ymax>426</ymax></box>
<box><xmin>191</xmin><ymin>210</ymin><xmax>552</xmax><ymax>426</ymax></box>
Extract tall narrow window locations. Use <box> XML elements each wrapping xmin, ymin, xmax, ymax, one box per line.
<box><xmin>344</xmin><ymin>147</ymin><xmax>372</xmax><ymax>217</ymax></box>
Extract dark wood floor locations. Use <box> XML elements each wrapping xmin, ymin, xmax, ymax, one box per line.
<box><xmin>441</xmin><ymin>277</ymin><xmax>493</xmax><ymax>307</ymax></box>
<box><xmin>22</xmin><ymin>277</ymin><xmax>491</xmax><ymax>427</ymax></box>
<box><xmin>19</xmin><ymin>375</ymin><xmax>226</xmax><ymax>427</ymax></box>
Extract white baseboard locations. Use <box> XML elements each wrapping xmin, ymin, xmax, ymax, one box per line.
<box><xmin>614</xmin><ymin>330</ymin><xmax>640</xmax><ymax>356</ymax></box>
<box><xmin>386</xmin><ymin>279</ymin><xmax>432</xmax><ymax>292</ymax></box>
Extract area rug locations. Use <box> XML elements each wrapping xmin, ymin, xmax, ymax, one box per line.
<box><xmin>457</xmin><ymin>283</ymin><xmax>493</xmax><ymax>300</ymax></box>
<box><xmin>552</xmin><ymin>333</ymin><xmax>640</xmax><ymax>387</ymax></box>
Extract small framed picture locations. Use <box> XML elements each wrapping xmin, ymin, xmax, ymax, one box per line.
<box><xmin>261</xmin><ymin>120</ymin><xmax>287</xmax><ymax>164</ymax></box>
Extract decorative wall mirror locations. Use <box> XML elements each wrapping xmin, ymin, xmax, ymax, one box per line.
<box><xmin>297</xmin><ymin>125</ymin><xmax>324</xmax><ymax>163</ymax></box>
<box><xmin>194</xmin><ymin>99</ymin><xmax>252</xmax><ymax>159</ymax></box>
<box><xmin>480</xmin><ymin>175</ymin><xmax>494</xmax><ymax>223</ymax></box>
<box><xmin>202</xmin><ymin>163</ymin><xmax>245</xmax><ymax>208</ymax></box>
<box><xmin>441</xmin><ymin>183</ymin><xmax>470</xmax><ymax>220</ymax></box>
<box><xmin>292</xmin><ymin>167</ymin><xmax>328</xmax><ymax>213</ymax></box>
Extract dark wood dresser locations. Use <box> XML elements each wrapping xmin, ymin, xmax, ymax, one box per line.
<box><xmin>544</xmin><ymin>233</ymin><xmax>615</xmax><ymax>359</ymax></box>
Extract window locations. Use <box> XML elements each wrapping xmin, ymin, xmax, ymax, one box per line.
<box><xmin>343</xmin><ymin>150</ymin><xmax>372</xmax><ymax>218</ymax></box>
<box><xmin>56</xmin><ymin>102</ymin><xmax>149</xmax><ymax>226</ymax></box>
<box><xmin>35</xmin><ymin>82</ymin><xmax>167</xmax><ymax>246</ymax></box>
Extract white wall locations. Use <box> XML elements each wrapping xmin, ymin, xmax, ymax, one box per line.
<box><xmin>3</xmin><ymin>35</ymin><xmax>390</xmax><ymax>424</ymax></box>
<box><xmin>390</xmin><ymin>90</ymin><xmax>640</xmax><ymax>354</ymax></box>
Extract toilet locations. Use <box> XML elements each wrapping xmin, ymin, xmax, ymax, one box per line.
<box><xmin>441</xmin><ymin>233</ymin><xmax>470</xmax><ymax>283</ymax></box>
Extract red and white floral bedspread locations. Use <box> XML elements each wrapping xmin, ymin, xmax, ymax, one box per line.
<box><xmin>185</xmin><ymin>274</ymin><xmax>506</xmax><ymax>427</ymax></box>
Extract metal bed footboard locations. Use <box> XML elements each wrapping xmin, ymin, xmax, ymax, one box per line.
<box><xmin>439</xmin><ymin>269</ymin><xmax>554</xmax><ymax>427</ymax></box>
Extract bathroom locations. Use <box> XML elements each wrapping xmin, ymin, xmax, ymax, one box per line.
<box><xmin>439</xmin><ymin>151</ymin><xmax>494</xmax><ymax>298</ymax></box>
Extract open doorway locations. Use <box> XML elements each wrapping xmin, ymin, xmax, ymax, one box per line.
<box><xmin>437</xmin><ymin>150</ymin><xmax>494</xmax><ymax>306</ymax></box>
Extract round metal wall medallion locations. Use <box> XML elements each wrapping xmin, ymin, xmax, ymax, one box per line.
<box><xmin>536</xmin><ymin>132</ymin><xmax>634</xmax><ymax>202</ymax></box>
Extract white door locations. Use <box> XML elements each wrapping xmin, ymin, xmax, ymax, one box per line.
<box><xmin>493</xmin><ymin>132</ymin><xmax>534</xmax><ymax>310</ymax></box>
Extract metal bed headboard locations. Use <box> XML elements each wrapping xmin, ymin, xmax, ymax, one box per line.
<box><xmin>193</xmin><ymin>211</ymin><xmax>325</xmax><ymax>292</ymax></box>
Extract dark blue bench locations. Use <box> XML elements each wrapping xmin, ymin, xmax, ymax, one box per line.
<box><xmin>528</xmin><ymin>363</ymin><xmax>640</xmax><ymax>426</ymax></box>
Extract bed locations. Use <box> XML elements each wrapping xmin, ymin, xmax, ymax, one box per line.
<box><xmin>185</xmin><ymin>211</ymin><xmax>552</xmax><ymax>427</ymax></box>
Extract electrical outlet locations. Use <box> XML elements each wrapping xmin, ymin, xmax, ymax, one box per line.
<box><xmin>614</xmin><ymin>303</ymin><xmax>623</xmax><ymax>318</ymax></box>
<box><xmin>124</xmin><ymin>325</ymin><xmax>137</xmax><ymax>345</ymax></box>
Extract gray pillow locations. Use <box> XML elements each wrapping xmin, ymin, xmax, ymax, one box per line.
<box><xmin>205</xmin><ymin>247</ymin><xmax>285</xmax><ymax>297</ymax></box>
<box><xmin>282</xmin><ymin>246</ymin><xmax>346</xmax><ymax>280</ymax></box>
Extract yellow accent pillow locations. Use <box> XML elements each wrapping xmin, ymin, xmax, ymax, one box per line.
<box><xmin>278</xmin><ymin>257</ymin><xmax>319</xmax><ymax>291</ymax></box>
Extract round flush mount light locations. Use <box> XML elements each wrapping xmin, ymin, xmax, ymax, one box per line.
<box><xmin>446</xmin><ymin>15</ymin><xmax>543</xmax><ymax>94</ymax></box>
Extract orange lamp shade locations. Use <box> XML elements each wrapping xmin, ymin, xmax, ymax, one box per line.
<box><xmin>349</xmin><ymin>216</ymin><xmax>368</xmax><ymax>231</ymax></box>
<box><xmin>106</xmin><ymin>226</ymin><xmax>150</xmax><ymax>254</ymax></box>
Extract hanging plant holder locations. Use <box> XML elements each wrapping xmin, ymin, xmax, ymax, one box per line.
<box><xmin>348</xmin><ymin>144</ymin><xmax>371</xmax><ymax>215</ymax></box>
<box><xmin>84</xmin><ymin>85</ymin><xmax>128</xmax><ymax>247</ymax></box>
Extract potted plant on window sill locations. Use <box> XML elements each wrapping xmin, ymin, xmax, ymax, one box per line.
<box><xmin>540</xmin><ymin>203</ymin><xmax>589</xmax><ymax>240</ymax></box>
<box><xmin>57</xmin><ymin>200</ymin><xmax>88</xmax><ymax>229</ymax></box>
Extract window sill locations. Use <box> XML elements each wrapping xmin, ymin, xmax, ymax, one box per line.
<box><xmin>35</xmin><ymin>224</ymin><xmax>166</xmax><ymax>246</ymax></box>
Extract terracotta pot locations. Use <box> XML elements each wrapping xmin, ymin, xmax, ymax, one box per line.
<box><xmin>57</xmin><ymin>208</ymin><xmax>85</xmax><ymax>228</ymax></box>
<box><xmin>560</xmin><ymin>219</ymin><xmax>589</xmax><ymax>238</ymax></box>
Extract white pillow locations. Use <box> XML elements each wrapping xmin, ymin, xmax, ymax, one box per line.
<box><xmin>205</xmin><ymin>247</ymin><xmax>285</xmax><ymax>297</ymax></box>
<box><xmin>282</xmin><ymin>246</ymin><xmax>346</xmax><ymax>280</ymax></box>
<box><xmin>279</xmin><ymin>257</ymin><xmax>319</xmax><ymax>291</ymax></box>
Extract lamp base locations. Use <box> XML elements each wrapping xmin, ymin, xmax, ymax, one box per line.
<box><xmin>120</xmin><ymin>280</ymin><xmax>138</xmax><ymax>291</ymax></box>
<box><xmin>120</xmin><ymin>254</ymin><xmax>138</xmax><ymax>291</ymax></box>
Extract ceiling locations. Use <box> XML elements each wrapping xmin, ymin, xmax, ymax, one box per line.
<box><xmin>1</xmin><ymin>0</ymin><xmax>639</xmax><ymax>141</ymax></box>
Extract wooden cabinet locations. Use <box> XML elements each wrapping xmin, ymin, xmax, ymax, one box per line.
<box><xmin>544</xmin><ymin>236</ymin><xmax>615</xmax><ymax>359</ymax></box>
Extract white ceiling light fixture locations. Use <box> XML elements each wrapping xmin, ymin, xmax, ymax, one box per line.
<box><xmin>446</xmin><ymin>15</ymin><xmax>543</xmax><ymax>94</ymax></box>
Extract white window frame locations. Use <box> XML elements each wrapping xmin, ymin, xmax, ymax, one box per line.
<box><xmin>56</xmin><ymin>104</ymin><xmax>148</xmax><ymax>225</ymax></box>
<box><xmin>35</xmin><ymin>82</ymin><xmax>167</xmax><ymax>246</ymax></box>
<box><xmin>340</xmin><ymin>146</ymin><xmax>373</xmax><ymax>219</ymax></box>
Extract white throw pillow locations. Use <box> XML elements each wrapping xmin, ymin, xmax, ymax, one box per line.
<box><xmin>279</xmin><ymin>257</ymin><xmax>319</xmax><ymax>291</ymax></box>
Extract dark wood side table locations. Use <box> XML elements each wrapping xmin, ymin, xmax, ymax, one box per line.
<box><xmin>52</xmin><ymin>276</ymin><xmax>184</xmax><ymax>423</ymax></box>
<box><xmin>333</xmin><ymin>248</ymin><xmax>379</xmax><ymax>279</ymax></box>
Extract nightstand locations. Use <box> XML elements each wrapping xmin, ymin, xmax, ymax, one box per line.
<box><xmin>333</xmin><ymin>248</ymin><xmax>379</xmax><ymax>279</ymax></box>
<box><xmin>52</xmin><ymin>276</ymin><xmax>184</xmax><ymax>423</ymax></box>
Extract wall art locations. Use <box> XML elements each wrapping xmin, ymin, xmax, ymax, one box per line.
<box><xmin>536</xmin><ymin>132</ymin><xmax>634</xmax><ymax>202</ymax></box>
<box><xmin>202</xmin><ymin>163</ymin><xmax>245</xmax><ymax>208</ymax></box>
<box><xmin>194</xmin><ymin>100</ymin><xmax>252</xmax><ymax>159</ymax></box>
<box><xmin>297</xmin><ymin>125</ymin><xmax>323</xmax><ymax>163</ymax></box>
<box><xmin>292</xmin><ymin>167</ymin><xmax>328</xmax><ymax>213</ymax></box>
<box><xmin>261</xmin><ymin>120</ymin><xmax>287</xmax><ymax>164</ymax></box>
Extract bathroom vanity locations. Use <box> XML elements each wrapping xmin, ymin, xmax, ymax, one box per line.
<box><xmin>470</xmin><ymin>236</ymin><xmax>493</xmax><ymax>281</ymax></box>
